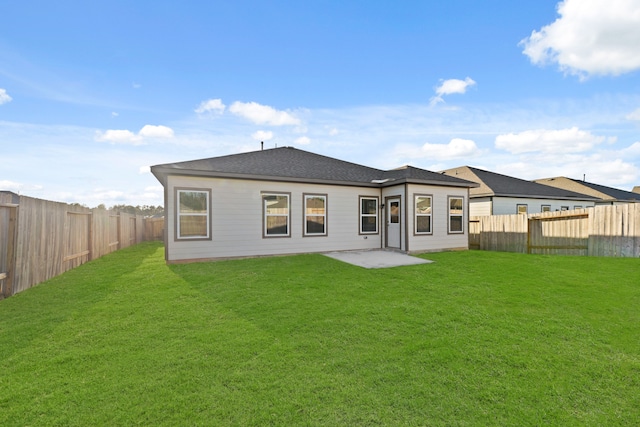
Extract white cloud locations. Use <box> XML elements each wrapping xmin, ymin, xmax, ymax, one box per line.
<box><xmin>139</xmin><ymin>124</ymin><xmax>174</xmax><ymax>138</ymax></box>
<box><xmin>252</xmin><ymin>130</ymin><xmax>274</xmax><ymax>141</ymax></box>
<box><xmin>626</xmin><ymin>108</ymin><xmax>640</xmax><ymax>121</ymax></box>
<box><xmin>0</xmin><ymin>180</ymin><xmax>42</xmax><ymax>192</ymax></box>
<box><xmin>430</xmin><ymin>77</ymin><xmax>476</xmax><ymax>105</ymax></box>
<box><xmin>95</xmin><ymin>129</ymin><xmax>142</xmax><ymax>144</ymax></box>
<box><xmin>621</xmin><ymin>141</ymin><xmax>640</xmax><ymax>157</ymax></box>
<box><xmin>229</xmin><ymin>101</ymin><xmax>301</xmax><ymax>126</ymax></box>
<box><xmin>590</xmin><ymin>158</ymin><xmax>639</xmax><ymax>185</ymax></box>
<box><xmin>394</xmin><ymin>138</ymin><xmax>481</xmax><ymax>161</ymax></box>
<box><xmin>0</xmin><ymin>88</ymin><xmax>12</xmax><ymax>105</ymax></box>
<box><xmin>95</xmin><ymin>124</ymin><xmax>174</xmax><ymax>145</ymax></box>
<box><xmin>139</xmin><ymin>166</ymin><xmax>151</xmax><ymax>174</ymax></box>
<box><xmin>497</xmin><ymin>152</ymin><xmax>639</xmax><ymax>186</ymax></box>
<box><xmin>495</xmin><ymin>127</ymin><xmax>605</xmax><ymax>154</ymax></box>
<box><xmin>144</xmin><ymin>185</ymin><xmax>163</xmax><ymax>193</ymax></box>
<box><xmin>520</xmin><ymin>0</ymin><xmax>640</xmax><ymax>78</ymax></box>
<box><xmin>195</xmin><ymin>98</ymin><xmax>226</xmax><ymax>114</ymax></box>
<box><xmin>295</xmin><ymin>136</ymin><xmax>311</xmax><ymax>145</ymax></box>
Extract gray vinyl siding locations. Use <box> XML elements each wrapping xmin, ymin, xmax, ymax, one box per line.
<box><xmin>166</xmin><ymin>176</ymin><xmax>382</xmax><ymax>262</ymax></box>
<box><xmin>165</xmin><ymin>176</ymin><xmax>473</xmax><ymax>262</ymax></box>
<box><xmin>491</xmin><ymin>197</ymin><xmax>596</xmax><ymax>215</ymax></box>
<box><xmin>406</xmin><ymin>184</ymin><xmax>469</xmax><ymax>253</ymax></box>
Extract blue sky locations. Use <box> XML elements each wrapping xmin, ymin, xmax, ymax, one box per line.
<box><xmin>2</xmin><ymin>0</ymin><xmax>640</xmax><ymax>207</ymax></box>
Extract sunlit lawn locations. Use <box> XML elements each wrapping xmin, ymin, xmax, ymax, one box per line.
<box><xmin>1</xmin><ymin>242</ymin><xmax>638</xmax><ymax>426</ymax></box>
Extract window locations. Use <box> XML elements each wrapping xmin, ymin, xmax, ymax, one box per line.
<box><xmin>517</xmin><ymin>204</ymin><xmax>528</xmax><ymax>215</ymax></box>
<box><xmin>541</xmin><ymin>205</ymin><xmax>551</xmax><ymax>212</ymax></box>
<box><xmin>574</xmin><ymin>205</ymin><xmax>582</xmax><ymax>210</ymax></box>
<box><xmin>304</xmin><ymin>194</ymin><xmax>327</xmax><ymax>236</ymax></box>
<box><xmin>448</xmin><ymin>196</ymin><xmax>464</xmax><ymax>234</ymax></box>
<box><xmin>389</xmin><ymin>201</ymin><xmax>399</xmax><ymax>224</ymax></box>
<box><xmin>263</xmin><ymin>193</ymin><xmax>290</xmax><ymax>237</ymax></box>
<box><xmin>359</xmin><ymin>196</ymin><xmax>378</xmax><ymax>234</ymax></box>
<box><xmin>561</xmin><ymin>206</ymin><xmax>569</xmax><ymax>211</ymax></box>
<box><xmin>176</xmin><ymin>189</ymin><xmax>210</xmax><ymax>240</ymax></box>
<box><xmin>414</xmin><ymin>195</ymin><xmax>432</xmax><ymax>234</ymax></box>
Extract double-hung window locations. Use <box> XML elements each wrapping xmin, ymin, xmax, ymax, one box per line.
<box><xmin>176</xmin><ymin>189</ymin><xmax>211</xmax><ymax>240</ymax></box>
<box><xmin>415</xmin><ymin>195</ymin><xmax>432</xmax><ymax>234</ymax></box>
<box><xmin>448</xmin><ymin>196</ymin><xmax>464</xmax><ymax>234</ymax></box>
<box><xmin>359</xmin><ymin>196</ymin><xmax>378</xmax><ymax>234</ymax></box>
<box><xmin>304</xmin><ymin>194</ymin><xmax>327</xmax><ymax>236</ymax></box>
<box><xmin>263</xmin><ymin>193</ymin><xmax>290</xmax><ymax>237</ymax></box>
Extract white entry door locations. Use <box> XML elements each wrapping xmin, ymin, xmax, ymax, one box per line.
<box><xmin>387</xmin><ymin>198</ymin><xmax>401</xmax><ymax>249</ymax></box>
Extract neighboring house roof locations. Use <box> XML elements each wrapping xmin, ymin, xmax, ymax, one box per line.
<box><xmin>151</xmin><ymin>147</ymin><xmax>479</xmax><ymax>189</ymax></box>
<box><xmin>534</xmin><ymin>177</ymin><xmax>640</xmax><ymax>203</ymax></box>
<box><xmin>440</xmin><ymin>166</ymin><xmax>599</xmax><ymax>201</ymax></box>
<box><xmin>0</xmin><ymin>191</ymin><xmax>20</xmax><ymax>204</ymax></box>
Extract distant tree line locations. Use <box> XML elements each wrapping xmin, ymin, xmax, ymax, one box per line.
<box><xmin>95</xmin><ymin>204</ymin><xmax>164</xmax><ymax>217</ymax></box>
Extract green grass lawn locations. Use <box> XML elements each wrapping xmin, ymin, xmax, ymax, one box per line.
<box><xmin>1</xmin><ymin>242</ymin><xmax>639</xmax><ymax>426</ymax></box>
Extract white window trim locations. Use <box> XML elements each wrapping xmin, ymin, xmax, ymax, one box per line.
<box><xmin>176</xmin><ymin>188</ymin><xmax>211</xmax><ymax>240</ymax></box>
<box><xmin>303</xmin><ymin>194</ymin><xmax>327</xmax><ymax>237</ymax></box>
<box><xmin>414</xmin><ymin>194</ymin><xmax>433</xmax><ymax>235</ymax></box>
<box><xmin>359</xmin><ymin>196</ymin><xmax>379</xmax><ymax>234</ymax></box>
<box><xmin>263</xmin><ymin>192</ymin><xmax>291</xmax><ymax>238</ymax></box>
<box><xmin>448</xmin><ymin>196</ymin><xmax>464</xmax><ymax>234</ymax></box>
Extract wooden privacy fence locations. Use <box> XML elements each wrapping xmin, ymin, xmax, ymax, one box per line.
<box><xmin>469</xmin><ymin>204</ymin><xmax>640</xmax><ymax>257</ymax></box>
<box><xmin>0</xmin><ymin>192</ymin><xmax>164</xmax><ymax>299</ymax></box>
<box><xmin>144</xmin><ymin>217</ymin><xmax>165</xmax><ymax>241</ymax></box>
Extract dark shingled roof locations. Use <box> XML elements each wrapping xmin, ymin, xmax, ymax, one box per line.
<box><xmin>565</xmin><ymin>179</ymin><xmax>640</xmax><ymax>202</ymax></box>
<box><xmin>441</xmin><ymin>166</ymin><xmax>599</xmax><ymax>201</ymax></box>
<box><xmin>152</xmin><ymin>147</ymin><xmax>478</xmax><ymax>188</ymax></box>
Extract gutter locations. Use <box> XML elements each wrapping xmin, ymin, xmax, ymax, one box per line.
<box><xmin>150</xmin><ymin>167</ymin><xmax>481</xmax><ymax>190</ymax></box>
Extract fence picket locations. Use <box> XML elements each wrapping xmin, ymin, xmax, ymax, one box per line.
<box><xmin>471</xmin><ymin>205</ymin><xmax>639</xmax><ymax>257</ymax></box>
<box><xmin>0</xmin><ymin>192</ymin><xmax>164</xmax><ymax>298</ymax></box>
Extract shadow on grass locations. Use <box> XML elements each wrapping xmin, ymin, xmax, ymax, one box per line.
<box><xmin>0</xmin><ymin>242</ymin><xmax>161</xmax><ymax>361</ymax></box>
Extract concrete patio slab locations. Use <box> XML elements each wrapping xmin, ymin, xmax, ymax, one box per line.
<box><xmin>323</xmin><ymin>250</ymin><xmax>433</xmax><ymax>269</ymax></box>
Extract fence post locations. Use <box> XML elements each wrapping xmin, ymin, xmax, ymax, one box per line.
<box><xmin>1</xmin><ymin>205</ymin><xmax>18</xmax><ymax>298</ymax></box>
<box><xmin>527</xmin><ymin>216</ymin><xmax>532</xmax><ymax>254</ymax></box>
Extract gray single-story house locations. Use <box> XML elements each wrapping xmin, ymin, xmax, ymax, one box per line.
<box><xmin>533</xmin><ymin>177</ymin><xmax>640</xmax><ymax>205</ymax></box>
<box><xmin>440</xmin><ymin>166</ymin><xmax>599</xmax><ymax>216</ymax></box>
<box><xmin>151</xmin><ymin>147</ymin><xmax>478</xmax><ymax>263</ymax></box>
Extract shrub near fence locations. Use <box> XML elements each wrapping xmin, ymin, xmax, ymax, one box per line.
<box><xmin>469</xmin><ymin>204</ymin><xmax>640</xmax><ymax>257</ymax></box>
<box><xmin>0</xmin><ymin>192</ymin><xmax>164</xmax><ymax>298</ymax></box>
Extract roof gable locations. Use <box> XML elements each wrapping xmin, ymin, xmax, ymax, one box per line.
<box><xmin>441</xmin><ymin>166</ymin><xmax>598</xmax><ymax>201</ymax></box>
<box><xmin>535</xmin><ymin>177</ymin><xmax>640</xmax><ymax>202</ymax></box>
<box><xmin>156</xmin><ymin>146</ymin><xmax>382</xmax><ymax>183</ymax></box>
<box><xmin>151</xmin><ymin>147</ymin><xmax>477</xmax><ymax>188</ymax></box>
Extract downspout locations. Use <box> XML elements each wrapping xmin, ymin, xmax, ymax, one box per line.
<box><xmin>380</xmin><ymin>192</ymin><xmax>385</xmax><ymax>249</ymax></box>
<box><xmin>404</xmin><ymin>183</ymin><xmax>409</xmax><ymax>253</ymax></box>
<box><xmin>163</xmin><ymin>178</ymin><xmax>169</xmax><ymax>262</ymax></box>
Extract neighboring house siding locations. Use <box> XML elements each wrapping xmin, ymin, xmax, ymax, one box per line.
<box><xmin>406</xmin><ymin>184</ymin><xmax>469</xmax><ymax>253</ymax></box>
<box><xmin>166</xmin><ymin>176</ymin><xmax>382</xmax><ymax>262</ymax></box>
<box><xmin>491</xmin><ymin>197</ymin><xmax>595</xmax><ymax>215</ymax></box>
<box><xmin>469</xmin><ymin>197</ymin><xmax>492</xmax><ymax>216</ymax></box>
